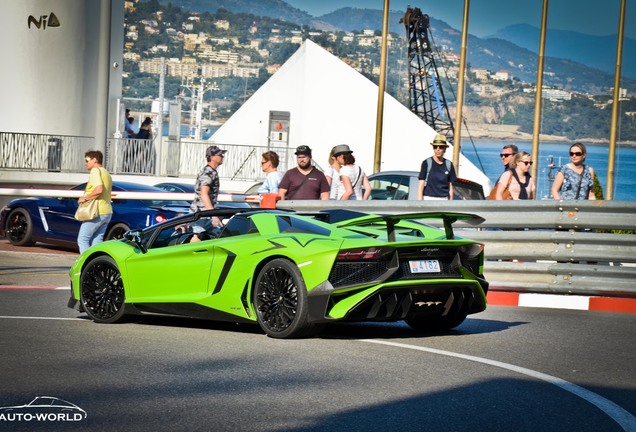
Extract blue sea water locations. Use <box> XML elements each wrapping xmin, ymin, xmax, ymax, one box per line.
<box><xmin>461</xmin><ymin>140</ymin><xmax>636</xmax><ymax>201</ymax></box>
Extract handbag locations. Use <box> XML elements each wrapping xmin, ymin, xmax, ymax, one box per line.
<box><xmin>75</xmin><ymin>167</ymin><xmax>103</xmax><ymax>221</ymax></box>
<box><xmin>488</xmin><ymin>173</ymin><xmax>513</xmax><ymax>200</ymax></box>
<box><xmin>74</xmin><ymin>199</ymin><xmax>99</xmax><ymax>221</ymax></box>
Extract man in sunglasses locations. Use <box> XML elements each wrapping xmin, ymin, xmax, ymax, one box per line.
<box><xmin>499</xmin><ymin>144</ymin><xmax>518</xmax><ymax>171</ymax></box>
<box><xmin>417</xmin><ymin>134</ymin><xmax>457</xmax><ymax>200</ymax></box>
<box><xmin>189</xmin><ymin>145</ymin><xmax>227</xmax><ymax>241</ymax></box>
<box><xmin>487</xmin><ymin>144</ymin><xmax>519</xmax><ymax>200</ymax></box>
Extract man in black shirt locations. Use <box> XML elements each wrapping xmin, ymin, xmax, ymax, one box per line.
<box><xmin>417</xmin><ymin>134</ymin><xmax>457</xmax><ymax>200</ymax></box>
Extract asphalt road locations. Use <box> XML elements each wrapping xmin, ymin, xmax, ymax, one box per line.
<box><xmin>0</xmin><ymin>241</ymin><xmax>77</xmax><ymax>288</ymax></box>
<box><xmin>0</xmin><ymin>245</ymin><xmax>635</xmax><ymax>431</ymax></box>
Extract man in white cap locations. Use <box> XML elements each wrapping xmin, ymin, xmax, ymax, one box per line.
<box><xmin>417</xmin><ymin>134</ymin><xmax>457</xmax><ymax>200</ymax></box>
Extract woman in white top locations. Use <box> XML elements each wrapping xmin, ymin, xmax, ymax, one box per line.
<box><xmin>332</xmin><ymin>144</ymin><xmax>371</xmax><ymax>200</ymax></box>
<box><xmin>257</xmin><ymin>151</ymin><xmax>284</xmax><ymax>194</ymax></box>
<box><xmin>325</xmin><ymin>146</ymin><xmax>344</xmax><ymax>199</ymax></box>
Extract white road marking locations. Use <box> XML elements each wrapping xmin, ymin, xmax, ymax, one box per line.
<box><xmin>0</xmin><ymin>312</ymin><xmax>632</xmax><ymax>430</ymax></box>
<box><xmin>0</xmin><ymin>316</ymin><xmax>82</xmax><ymax>321</ymax></box>
<box><xmin>361</xmin><ymin>339</ymin><xmax>636</xmax><ymax>432</ymax></box>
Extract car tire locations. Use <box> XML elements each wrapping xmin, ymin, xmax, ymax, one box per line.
<box><xmin>80</xmin><ymin>256</ymin><xmax>127</xmax><ymax>324</ymax></box>
<box><xmin>5</xmin><ymin>208</ymin><xmax>35</xmax><ymax>246</ymax></box>
<box><xmin>105</xmin><ymin>223</ymin><xmax>129</xmax><ymax>241</ymax></box>
<box><xmin>253</xmin><ymin>258</ymin><xmax>314</xmax><ymax>339</ymax></box>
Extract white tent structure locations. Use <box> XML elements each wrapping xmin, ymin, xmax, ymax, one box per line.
<box><xmin>211</xmin><ymin>39</ymin><xmax>492</xmax><ymax>192</ymax></box>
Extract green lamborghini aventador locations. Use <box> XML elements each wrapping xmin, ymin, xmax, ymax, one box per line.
<box><xmin>67</xmin><ymin>208</ymin><xmax>488</xmax><ymax>338</ymax></box>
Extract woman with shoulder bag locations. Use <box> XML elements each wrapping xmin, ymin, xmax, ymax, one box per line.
<box><xmin>551</xmin><ymin>142</ymin><xmax>596</xmax><ymax>200</ymax></box>
<box><xmin>495</xmin><ymin>151</ymin><xmax>535</xmax><ymax>200</ymax></box>
<box><xmin>76</xmin><ymin>150</ymin><xmax>113</xmax><ymax>253</ymax></box>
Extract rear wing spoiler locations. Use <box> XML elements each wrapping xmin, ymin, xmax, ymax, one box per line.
<box><xmin>336</xmin><ymin>212</ymin><xmax>485</xmax><ymax>241</ymax></box>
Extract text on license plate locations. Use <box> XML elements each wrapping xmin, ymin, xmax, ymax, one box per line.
<box><xmin>409</xmin><ymin>260</ymin><xmax>441</xmax><ymax>273</ymax></box>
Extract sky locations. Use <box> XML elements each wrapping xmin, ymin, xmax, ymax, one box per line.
<box><xmin>284</xmin><ymin>0</ymin><xmax>635</xmax><ymax>40</ymax></box>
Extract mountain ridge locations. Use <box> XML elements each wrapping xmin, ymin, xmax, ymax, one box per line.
<box><xmin>488</xmin><ymin>23</ymin><xmax>636</xmax><ymax>80</ymax></box>
<box><xmin>156</xmin><ymin>1</ymin><xmax>635</xmax><ymax>93</ymax></box>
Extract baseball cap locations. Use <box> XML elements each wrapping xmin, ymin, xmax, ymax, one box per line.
<box><xmin>295</xmin><ymin>145</ymin><xmax>312</xmax><ymax>156</ymax></box>
<box><xmin>206</xmin><ymin>145</ymin><xmax>226</xmax><ymax>158</ymax></box>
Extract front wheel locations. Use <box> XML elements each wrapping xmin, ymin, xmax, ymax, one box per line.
<box><xmin>80</xmin><ymin>256</ymin><xmax>127</xmax><ymax>323</ymax></box>
<box><xmin>253</xmin><ymin>259</ymin><xmax>314</xmax><ymax>339</ymax></box>
<box><xmin>5</xmin><ymin>208</ymin><xmax>35</xmax><ymax>246</ymax></box>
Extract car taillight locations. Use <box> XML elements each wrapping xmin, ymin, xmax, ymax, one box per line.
<box><xmin>336</xmin><ymin>247</ymin><xmax>392</xmax><ymax>261</ymax></box>
<box><xmin>154</xmin><ymin>214</ymin><xmax>168</xmax><ymax>224</ymax></box>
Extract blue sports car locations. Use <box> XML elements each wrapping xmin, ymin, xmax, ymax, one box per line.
<box><xmin>0</xmin><ymin>182</ymin><xmax>190</xmax><ymax>250</ymax></box>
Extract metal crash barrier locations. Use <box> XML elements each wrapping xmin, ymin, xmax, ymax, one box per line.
<box><xmin>1</xmin><ymin>188</ymin><xmax>634</xmax><ymax>298</ymax></box>
<box><xmin>276</xmin><ymin>200</ymin><xmax>636</xmax><ymax>298</ymax></box>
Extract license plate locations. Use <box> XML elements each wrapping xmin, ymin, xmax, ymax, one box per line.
<box><xmin>409</xmin><ymin>260</ymin><xmax>441</xmax><ymax>274</ymax></box>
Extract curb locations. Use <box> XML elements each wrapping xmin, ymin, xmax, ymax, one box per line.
<box><xmin>2</xmin><ymin>286</ymin><xmax>635</xmax><ymax>314</ymax></box>
<box><xmin>487</xmin><ymin>291</ymin><xmax>636</xmax><ymax>314</ymax></box>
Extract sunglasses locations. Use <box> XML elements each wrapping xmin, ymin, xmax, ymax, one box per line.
<box><xmin>570</xmin><ymin>152</ymin><xmax>583</xmax><ymax>157</ymax></box>
<box><xmin>261</xmin><ymin>161</ymin><xmax>268</xmax><ymax>165</ymax></box>
<box><xmin>500</xmin><ymin>153</ymin><xmax>514</xmax><ymax>158</ymax></box>
<box><xmin>520</xmin><ymin>161</ymin><xmax>533</xmax><ymax>166</ymax></box>
<box><xmin>433</xmin><ymin>145</ymin><xmax>447</xmax><ymax>150</ymax></box>
<box><xmin>85</xmin><ymin>157</ymin><xmax>93</xmax><ymax>162</ymax></box>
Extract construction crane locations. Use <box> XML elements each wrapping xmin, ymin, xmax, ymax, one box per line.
<box><xmin>400</xmin><ymin>6</ymin><xmax>455</xmax><ymax>144</ymax></box>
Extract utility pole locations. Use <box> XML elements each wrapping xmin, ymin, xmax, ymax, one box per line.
<box><xmin>530</xmin><ymin>0</ymin><xmax>549</xmax><ymax>192</ymax></box>
<box><xmin>373</xmin><ymin>0</ymin><xmax>390</xmax><ymax>173</ymax></box>
<box><xmin>452</xmin><ymin>0</ymin><xmax>471</xmax><ymax>175</ymax></box>
<box><xmin>180</xmin><ymin>78</ymin><xmax>217</xmax><ymax>140</ymax></box>
<box><xmin>607</xmin><ymin>0</ymin><xmax>626</xmax><ymax>200</ymax></box>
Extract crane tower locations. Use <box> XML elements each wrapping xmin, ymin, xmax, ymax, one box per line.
<box><xmin>401</xmin><ymin>7</ymin><xmax>455</xmax><ymax>144</ymax></box>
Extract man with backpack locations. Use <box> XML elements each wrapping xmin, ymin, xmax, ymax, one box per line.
<box><xmin>417</xmin><ymin>134</ymin><xmax>457</xmax><ymax>200</ymax></box>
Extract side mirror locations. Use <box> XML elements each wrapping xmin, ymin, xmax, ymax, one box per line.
<box><xmin>123</xmin><ymin>229</ymin><xmax>147</xmax><ymax>254</ymax></box>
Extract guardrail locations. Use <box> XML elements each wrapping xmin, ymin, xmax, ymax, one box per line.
<box><xmin>1</xmin><ymin>188</ymin><xmax>634</xmax><ymax>298</ymax></box>
<box><xmin>276</xmin><ymin>199</ymin><xmax>636</xmax><ymax>298</ymax></box>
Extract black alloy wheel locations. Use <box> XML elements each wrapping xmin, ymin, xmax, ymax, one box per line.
<box><xmin>254</xmin><ymin>258</ymin><xmax>313</xmax><ymax>339</ymax></box>
<box><xmin>80</xmin><ymin>256</ymin><xmax>127</xmax><ymax>323</ymax></box>
<box><xmin>105</xmin><ymin>223</ymin><xmax>130</xmax><ymax>241</ymax></box>
<box><xmin>6</xmin><ymin>208</ymin><xmax>35</xmax><ymax>246</ymax></box>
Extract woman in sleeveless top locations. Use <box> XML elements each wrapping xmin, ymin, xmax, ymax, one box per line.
<box><xmin>495</xmin><ymin>151</ymin><xmax>535</xmax><ymax>200</ymax></box>
<box><xmin>551</xmin><ymin>142</ymin><xmax>596</xmax><ymax>200</ymax></box>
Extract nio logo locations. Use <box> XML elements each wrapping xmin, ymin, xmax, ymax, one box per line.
<box><xmin>27</xmin><ymin>13</ymin><xmax>60</xmax><ymax>30</ymax></box>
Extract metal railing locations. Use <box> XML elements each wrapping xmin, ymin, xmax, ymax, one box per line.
<box><xmin>2</xmin><ymin>131</ymin><xmax>321</xmax><ymax>180</ymax></box>
<box><xmin>160</xmin><ymin>138</ymin><xmax>293</xmax><ymax>180</ymax></box>
<box><xmin>1</xmin><ymin>132</ymin><xmax>95</xmax><ymax>173</ymax></box>
<box><xmin>275</xmin><ymin>200</ymin><xmax>636</xmax><ymax>298</ymax></box>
